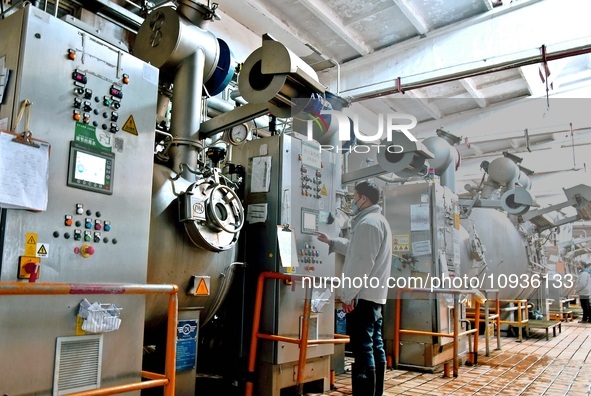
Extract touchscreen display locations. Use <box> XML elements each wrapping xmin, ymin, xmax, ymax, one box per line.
<box><xmin>75</xmin><ymin>151</ymin><xmax>107</xmax><ymax>184</ymax></box>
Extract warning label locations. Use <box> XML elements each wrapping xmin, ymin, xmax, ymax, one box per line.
<box><xmin>122</xmin><ymin>115</ymin><xmax>138</xmax><ymax>135</ymax></box>
<box><xmin>36</xmin><ymin>243</ymin><xmax>49</xmax><ymax>257</ymax></box>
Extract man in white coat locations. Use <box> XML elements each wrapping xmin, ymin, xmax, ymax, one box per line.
<box><xmin>575</xmin><ymin>261</ymin><xmax>591</xmax><ymax>323</ymax></box>
<box><xmin>316</xmin><ymin>181</ymin><xmax>392</xmax><ymax>396</ymax></box>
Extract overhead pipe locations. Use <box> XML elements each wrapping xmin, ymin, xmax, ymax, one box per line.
<box><xmin>352</xmin><ymin>43</ymin><xmax>591</xmax><ymax>102</ymax></box>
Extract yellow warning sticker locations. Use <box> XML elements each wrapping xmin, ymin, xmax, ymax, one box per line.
<box><xmin>122</xmin><ymin>114</ymin><xmax>138</xmax><ymax>135</ymax></box>
<box><xmin>25</xmin><ymin>233</ymin><xmax>38</xmax><ymax>256</ymax></box>
<box><xmin>36</xmin><ymin>243</ymin><xmax>49</xmax><ymax>257</ymax></box>
<box><xmin>195</xmin><ymin>278</ymin><xmax>209</xmax><ymax>295</ymax></box>
<box><xmin>76</xmin><ymin>315</ymin><xmax>86</xmax><ymax>335</ymax></box>
<box><xmin>320</xmin><ymin>184</ymin><xmax>328</xmax><ymax>196</ymax></box>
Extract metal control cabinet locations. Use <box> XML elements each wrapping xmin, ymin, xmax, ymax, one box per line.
<box><xmin>382</xmin><ymin>182</ymin><xmax>465</xmax><ymax>369</ymax></box>
<box><xmin>0</xmin><ymin>6</ymin><xmax>157</xmax><ymax>394</ymax></box>
<box><xmin>232</xmin><ymin>133</ymin><xmax>339</xmax><ymax>394</ymax></box>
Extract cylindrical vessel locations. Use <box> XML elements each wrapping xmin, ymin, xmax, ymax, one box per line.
<box><xmin>460</xmin><ymin>208</ymin><xmax>537</xmax><ymax>301</ymax></box>
<box><xmin>145</xmin><ymin>164</ymin><xmax>238</xmax><ymax>331</ymax></box>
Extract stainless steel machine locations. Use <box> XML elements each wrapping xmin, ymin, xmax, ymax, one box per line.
<box><xmin>232</xmin><ymin>132</ymin><xmax>340</xmax><ymax>395</ymax></box>
<box><xmin>382</xmin><ymin>181</ymin><xmax>465</xmax><ymax>370</ymax></box>
<box><xmin>0</xmin><ymin>5</ymin><xmax>157</xmax><ymax>394</ymax></box>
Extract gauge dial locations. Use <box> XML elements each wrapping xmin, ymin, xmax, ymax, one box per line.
<box><xmin>228</xmin><ymin>123</ymin><xmax>249</xmax><ymax>145</ymax></box>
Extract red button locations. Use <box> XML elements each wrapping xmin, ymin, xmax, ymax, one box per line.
<box><xmin>95</xmin><ymin>223</ymin><xmax>102</xmax><ymax>230</ymax></box>
<box><xmin>65</xmin><ymin>219</ymin><xmax>73</xmax><ymax>226</ymax></box>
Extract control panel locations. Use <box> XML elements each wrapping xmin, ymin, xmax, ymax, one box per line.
<box><xmin>71</xmin><ymin>68</ymin><xmax>126</xmax><ymax>133</ymax></box>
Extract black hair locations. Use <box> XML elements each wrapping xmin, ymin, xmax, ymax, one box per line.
<box><xmin>355</xmin><ymin>181</ymin><xmax>380</xmax><ymax>204</ymax></box>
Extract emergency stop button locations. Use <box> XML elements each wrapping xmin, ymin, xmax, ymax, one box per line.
<box><xmin>81</xmin><ymin>244</ymin><xmax>95</xmax><ymax>258</ymax></box>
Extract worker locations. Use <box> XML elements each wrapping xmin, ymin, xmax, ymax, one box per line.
<box><xmin>316</xmin><ymin>181</ymin><xmax>392</xmax><ymax>396</ymax></box>
<box><xmin>575</xmin><ymin>261</ymin><xmax>591</xmax><ymax>323</ymax></box>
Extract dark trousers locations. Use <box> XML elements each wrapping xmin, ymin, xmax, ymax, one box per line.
<box><xmin>581</xmin><ymin>297</ymin><xmax>590</xmax><ymax>322</ymax></box>
<box><xmin>347</xmin><ymin>299</ymin><xmax>386</xmax><ymax>370</ymax></box>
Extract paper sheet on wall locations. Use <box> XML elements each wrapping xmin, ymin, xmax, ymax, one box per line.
<box><xmin>246</xmin><ymin>203</ymin><xmax>267</xmax><ymax>223</ymax></box>
<box><xmin>277</xmin><ymin>226</ymin><xmax>298</xmax><ymax>268</ymax></box>
<box><xmin>410</xmin><ymin>204</ymin><xmax>430</xmax><ymax>231</ymax></box>
<box><xmin>251</xmin><ymin>156</ymin><xmax>271</xmax><ymax>193</ymax></box>
<box><xmin>411</xmin><ymin>239</ymin><xmax>431</xmax><ymax>256</ymax></box>
<box><xmin>0</xmin><ymin>131</ymin><xmax>50</xmax><ymax>211</ymax></box>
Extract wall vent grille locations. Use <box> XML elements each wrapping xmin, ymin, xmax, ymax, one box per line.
<box><xmin>53</xmin><ymin>334</ymin><xmax>103</xmax><ymax>396</ymax></box>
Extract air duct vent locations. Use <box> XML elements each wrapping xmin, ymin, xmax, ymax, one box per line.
<box><xmin>53</xmin><ymin>334</ymin><xmax>103</xmax><ymax>395</ymax></box>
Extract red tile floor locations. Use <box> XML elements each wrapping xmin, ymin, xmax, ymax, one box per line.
<box><xmin>326</xmin><ymin>321</ymin><xmax>591</xmax><ymax>395</ymax></box>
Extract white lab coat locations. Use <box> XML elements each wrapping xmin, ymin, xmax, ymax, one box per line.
<box><xmin>330</xmin><ymin>205</ymin><xmax>392</xmax><ymax>305</ymax></box>
<box><xmin>576</xmin><ymin>269</ymin><xmax>591</xmax><ymax>298</ymax></box>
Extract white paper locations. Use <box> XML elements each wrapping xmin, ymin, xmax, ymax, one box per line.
<box><xmin>0</xmin><ymin>132</ymin><xmax>49</xmax><ymax>210</ymax></box>
<box><xmin>277</xmin><ymin>227</ymin><xmax>298</xmax><ymax>268</ymax></box>
<box><xmin>251</xmin><ymin>156</ymin><xmax>271</xmax><ymax>193</ymax></box>
<box><xmin>412</xmin><ymin>239</ymin><xmax>431</xmax><ymax>256</ymax></box>
<box><xmin>311</xmin><ymin>289</ymin><xmax>331</xmax><ymax>313</ymax></box>
<box><xmin>410</xmin><ymin>204</ymin><xmax>430</xmax><ymax>231</ymax></box>
<box><xmin>246</xmin><ymin>203</ymin><xmax>267</xmax><ymax>223</ymax></box>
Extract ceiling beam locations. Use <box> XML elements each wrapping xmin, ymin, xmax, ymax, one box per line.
<box><xmin>319</xmin><ymin>0</ymin><xmax>591</xmax><ymax>100</ymax></box>
<box><xmin>518</xmin><ymin>65</ymin><xmax>546</xmax><ymax>97</ymax></box>
<box><xmin>405</xmin><ymin>90</ymin><xmax>443</xmax><ymax>119</ymax></box>
<box><xmin>460</xmin><ymin>78</ymin><xmax>487</xmax><ymax>108</ymax></box>
<box><xmin>239</xmin><ymin>0</ymin><xmax>341</xmax><ymax>60</ymax></box>
<box><xmin>297</xmin><ymin>0</ymin><xmax>372</xmax><ymax>56</ymax></box>
<box><xmin>391</xmin><ymin>0</ymin><xmax>429</xmax><ymax>35</ymax></box>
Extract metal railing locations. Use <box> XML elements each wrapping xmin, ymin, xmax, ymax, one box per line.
<box><xmin>465</xmin><ymin>289</ymin><xmax>501</xmax><ymax>356</ymax></box>
<box><xmin>394</xmin><ymin>288</ymin><xmax>481</xmax><ymax>378</ymax></box>
<box><xmin>0</xmin><ymin>282</ymin><xmax>178</xmax><ymax>396</ymax></box>
<box><xmin>245</xmin><ymin>271</ymin><xmax>349</xmax><ymax>396</ymax></box>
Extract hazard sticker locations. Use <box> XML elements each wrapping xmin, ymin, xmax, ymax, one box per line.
<box><xmin>36</xmin><ymin>243</ymin><xmax>49</xmax><ymax>257</ymax></box>
<box><xmin>122</xmin><ymin>115</ymin><xmax>138</xmax><ymax>135</ymax></box>
<box><xmin>25</xmin><ymin>233</ymin><xmax>38</xmax><ymax>256</ymax></box>
<box><xmin>190</xmin><ymin>276</ymin><xmax>210</xmax><ymax>296</ymax></box>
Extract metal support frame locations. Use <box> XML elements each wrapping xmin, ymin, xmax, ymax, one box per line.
<box><xmin>465</xmin><ymin>289</ymin><xmax>501</xmax><ymax>357</ymax></box>
<box><xmin>0</xmin><ymin>282</ymin><xmax>179</xmax><ymax>396</ymax></box>
<box><xmin>394</xmin><ymin>288</ymin><xmax>480</xmax><ymax>378</ymax></box>
<box><xmin>245</xmin><ymin>271</ymin><xmax>349</xmax><ymax>396</ymax></box>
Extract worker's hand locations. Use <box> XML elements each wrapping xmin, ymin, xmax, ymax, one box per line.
<box><xmin>342</xmin><ymin>300</ymin><xmax>355</xmax><ymax>313</ymax></box>
<box><xmin>315</xmin><ymin>231</ymin><xmax>331</xmax><ymax>245</ymax></box>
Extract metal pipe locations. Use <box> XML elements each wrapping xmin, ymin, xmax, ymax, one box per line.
<box><xmin>327</xmin><ymin>59</ymin><xmax>341</xmax><ymax>95</ymax></box>
<box><xmin>352</xmin><ymin>44</ymin><xmax>591</xmax><ymax>102</ymax></box>
<box><xmin>169</xmin><ymin>49</ymin><xmax>206</xmax><ymax>181</ymax></box>
<box><xmin>67</xmin><ymin>379</ymin><xmax>169</xmax><ymax>395</ymax></box>
<box><xmin>53</xmin><ymin>0</ymin><xmax>59</xmax><ymax>17</ymax></box>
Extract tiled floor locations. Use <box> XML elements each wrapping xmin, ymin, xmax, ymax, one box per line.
<box><xmin>326</xmin><ymin>321</ymin><xmax>591</xmax><ymax>396</ymax></box>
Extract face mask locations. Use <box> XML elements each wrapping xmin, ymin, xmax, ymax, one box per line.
<box><xmin>352</xmin><ymin>197</ymin><xmax>362</xmax><ymax>215</ymax></box>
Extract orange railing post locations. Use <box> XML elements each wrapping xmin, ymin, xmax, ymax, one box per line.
<box><xmin>393</xmin><ymin>288</ymin><xmax>480</xmax><ymax>378</ymax></box>
<box><xmin>0</xmin><ymin>282</ymin><xmax>178</xmax><ymax>395</ymax></box>
<box><xmin>244</xmin><ymin>272</ymin><xmax>349</xmax><ymax>396</ymax></box>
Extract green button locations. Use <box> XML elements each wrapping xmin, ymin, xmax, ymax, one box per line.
<box><xmin>84</xmin><ymin>235</ymin><xmax>91</xmax><ymax>241</ymax></box>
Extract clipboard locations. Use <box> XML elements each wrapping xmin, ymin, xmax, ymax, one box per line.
<box><xmin>0</xmin><ymin>129</ymin><xmax>51</xmax><ymax>211</ymax></box>
<box><xmin>277</xmin><ymin>225</ymin><xmax>299</xmax><ymax>269</ymax></box>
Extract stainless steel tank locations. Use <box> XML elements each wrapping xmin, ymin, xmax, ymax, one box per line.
<box><xmin>145</xmin><ymin>164</ymin><xmax>239</xmax><ymax>329</ymax></box>
<box><xmin>460</xmin><ymin>208</ymin><xmax>537</xmax><ymax>301</ymax></box>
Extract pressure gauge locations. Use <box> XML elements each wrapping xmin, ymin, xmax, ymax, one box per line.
<box><xmin>228</xmin><ymin>123</ymin><xmax>249</xmax><ymax>145</ymax></box>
